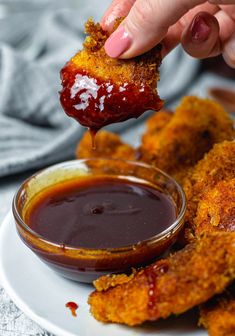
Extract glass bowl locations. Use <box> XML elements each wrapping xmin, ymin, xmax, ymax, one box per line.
<box><xmin>13</xmin><ymin>159</ymin><xmax>186</xmax><ymax>283</ymax></box>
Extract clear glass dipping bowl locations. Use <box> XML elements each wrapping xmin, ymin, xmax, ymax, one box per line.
<box><xmin>13</xmin><ymin>159</ymin><xmax>186</xmax><ymax>283</ymax></box>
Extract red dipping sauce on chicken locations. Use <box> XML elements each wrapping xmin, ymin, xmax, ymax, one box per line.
<box><xmin>60</xmin><ymin>19</ymin><xmax>163</xmax><ymax>133</ymax></box>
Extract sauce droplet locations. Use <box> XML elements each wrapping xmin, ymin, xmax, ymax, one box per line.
<box><xmin>144</xmin><ymin>261</ymin><xmax>169</xmax><ymax>318</ymax></box>
<box><xmin>89</xmin><ymin>128</ymin><xmax>97</xmax><ymax>150</ymax></box>
<box><xmin>66</xmin><ymin>301</ymin><xmax>79</xmax><ymax>317</ymax></box>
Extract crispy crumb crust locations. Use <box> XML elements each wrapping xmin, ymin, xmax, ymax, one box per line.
<box><xmin>183</xmin><ymin>140</ymin><xmax>235</xmax><ymax>234</ymax></box>
<box><xmin>88</xmin><ymin>232</ymin><xmax>235</xmax><ymax>326</ymax></box>
<box><xmin>200</xmin><ymin>286</ymin><xmax>235</xmax><ymax>336</ymax></box>
<box><xmin>94</xmin><ymin>269</ymin><xmax>137</xmax><ymax>292</ymax></box>
<box><xmin>76</xmin><ymin>130</ymin><xmax>136</xmax><ymax>161</ymax></box>
<box><xmin>141</xmin><ymin>110</ymin><xmax>173</xmax><ymax>151</ymax></box>
<box><xmin>194</xmin><ymin>179</ymin><xmax>235</xmax><ymax>236</ymax></box>
<box><xmin>139</xmin><ymin>96</ymin><xmax>235</xmax><ymax>182</ymax></box>
<box><xmin>71</xmin><ymin>18</ymin><xmax>162</xmax><ymax>88</ymax></box>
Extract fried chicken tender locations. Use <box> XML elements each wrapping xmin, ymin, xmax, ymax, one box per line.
<box><xmin>76</xmin><ymin>112</ymin><xmax>172</xmax><ymax>167</ymax></box>
<box><xmin>88</xmin><ymin>232</ymin><xmax>235</xmax><ymax>326</ymax></box>
<box><xmin>139</xmin><ymin>96</ymin><xmax>235</xmax><ymax>182</ymax></box>
<box><xmin>200</xmin><ymin>286</ymin><xmax>235</xmax><ymax>336</ymax></box>
<box><xmin>60</xmin><ymin>18</ymin><xmax>163</xmax><ymax>130</ymax></box>
<box><xmin>76</xmin><ymin>130</ymin><xmax>136</xmax><ymax>160</ymax></box>
<box><xmin>183</xmin><ymin>141</ymin><xmax>235</xmax><ymax>234</ymax></box>
<box><xmin>194</xmin><ymin>179</ymin><xmax>235</xmax><ymax>236</ymax></box>
<box><xmin>142</xmin><ymin>110</ymin><xmax>173</xmax><ymax>144</ymax></box>
<box><xmin>182</xmin><ymin>143</ymin><xmax>235</xmax><ymax>335</ymax></box>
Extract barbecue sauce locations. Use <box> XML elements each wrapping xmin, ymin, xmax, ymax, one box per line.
<box><xmin>144</xmin><ymin>260</ymin><xmax>169</xmax><ymax>318</ymax></box>
<box><xmin>25</xmin><ymin>176</ymin><xmax>176</xmax><ymax>249</ymax></box>
<box><xmin>60</xmin><ymin>65</ymin><xmax>163</xmax><ymax>136</ymax></box>
<box><xmin>66</xmin><ymin>301</ymin><xmax>79</xmax><ymax>317</ymax></box>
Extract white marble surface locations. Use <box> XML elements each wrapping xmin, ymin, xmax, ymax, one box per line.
<box><xmin>0</xmin><ymin>172</ymin><xmax>54</xmax><ymax>336</ymax></box>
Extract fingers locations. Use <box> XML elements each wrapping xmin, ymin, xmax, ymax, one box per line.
<box><xmin>209</xmin><ymin>0</ymin><xmax>235</xmax><ymax>4</ymax></box>
<box><xmin>215</xmin><ymin>9</ymin><xmax>235</xmax><ymax>41</ymax></box>
<box><xmin>101</xmin><ymin>0</ymin><xmax>136</xmax><ymax>32</ymax></box>
<box><xmin>223</xmin><ymin>33</ymin><xmax>235</xmax><ymax>68</ymax></box>
<box><xmin>181</xmin><ymin>8</ymin><xmax>235</xmax><ymax>67</ymax></box>
<box><xmin>102</xmin><ymin>0</ymin><xmax>235</xmax><ymax>68</ymax></box>
<box><xmin>162</xmin><ymin>2</ymin><xmax>219</xmax><ymax>56</ymax></box>
<box><xmin>181</xmin><ymin>12</ymin><xmax>221</xmax><ymax>58</ymax></box>
<box><xmin>104</xmin><ymin>0</ymin><xmax>206</xmax><ymax>58</ymax></box>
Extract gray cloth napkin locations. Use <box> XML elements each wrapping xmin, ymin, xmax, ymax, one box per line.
<box><xmin>0</xmin><ymin>0</ymin><xmax>199</xmax><ymax>177</ymax></box>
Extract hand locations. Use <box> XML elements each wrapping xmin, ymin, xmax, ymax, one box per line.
<box><xmin>101</xmin><ymin>0</ymin><xmax>235</xmax><ymax>68</ymax></box>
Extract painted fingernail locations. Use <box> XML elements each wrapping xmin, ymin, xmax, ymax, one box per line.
<box><xmin>191</xmin><ymin>15</ymin><xmax>211</xmax><ymax>43</ymax></box>
<box><xmin>104</xmin><ymin>25</ymin><xmax>132</xmax><ymax>58</ymax></box>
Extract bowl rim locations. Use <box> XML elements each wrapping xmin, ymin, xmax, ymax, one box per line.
<box><xmin>12</xmin><ymin>158</ymin><xmax>186</xmax><ymax>255</ymax></box>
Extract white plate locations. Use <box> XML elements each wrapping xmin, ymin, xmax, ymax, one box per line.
<box><xmin>0</xmin><ymin>212</ymin><xmax>205</xmax><ymax>336</ymax></box>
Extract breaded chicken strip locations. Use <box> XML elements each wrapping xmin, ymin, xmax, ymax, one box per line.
<box><xmin>141</xmin><ymin>110</ymin><xmax>173</xmax><ymax>151</ymax></box>
<box><xmin>76</xmin><ymin>130</ymin><xmax>136</xmax><ymax>161</ymax></box>
<box><xmin>76</xmin><ymin>112</ymin><xmax>173</xmax><ymax>165</ymax></box>
<box><xmin>200</xmin><ymin>286</ymin><xmax>235</xmax><ymax>336</ymax></box>
<box><xmin>88</xmin><ymin>232</ymin><xmax>235</xmax><ymax>326</ymax></box>
<box><xmin>194</xmin><ymin>179</ymin><xmax>235</xmax><ymax>236</ymax></box>
<box><xmin>183</xmin><ymin>144</ymin><xmax>235</xmax><ymax>335</ymax></box>
<box><xmin>139</xmin><ymin>97</ymin><xmax>234</xmax><ymax>182</ymax></box>
<box><xmin>60</xmin><ymin>19</ymin><xmax>163</xmax><ymax>131</ymax></box>
<box><xmin>183</xmin><ymin>141</ymin><xmax>235</xmax><ymax>234</ymax></box>
<box><xmin>189</xmin><ymin>175</ymin><xmax>235</xmax><ymax>335</ymax></box>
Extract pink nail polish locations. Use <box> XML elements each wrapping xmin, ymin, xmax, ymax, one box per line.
<box><xmin>191</xmin><ymin>15</ymin><xmax>211</xmax><ymax>43</ymax></box>
<box><xmin>104</xmin><ymin>25</ymin><xmax>132</xmax><ymax>58</ymax></box>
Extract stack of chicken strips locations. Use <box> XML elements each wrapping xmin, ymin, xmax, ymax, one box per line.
<box><xmin>61</xmin><ymin>19</ymin><xmax>235</xmax><ymax>336</ymax></box>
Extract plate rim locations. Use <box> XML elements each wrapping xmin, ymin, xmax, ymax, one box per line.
<box><xmin>0</xmin><ymin>211</ymin><xmax>78</xmax><ymax>336</ymax></box>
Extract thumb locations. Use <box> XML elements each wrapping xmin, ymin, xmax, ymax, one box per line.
<box><xmin>105</xmin><ymin>0</ymin><xmax>206</xmax><ymax>58</ymax></box>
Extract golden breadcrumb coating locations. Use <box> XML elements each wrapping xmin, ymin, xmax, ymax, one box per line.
<box><xmin>200</xmin><ymin>286</ymin><xmax>235</xmax><ymax>336</ymax></box>
<box><xmin>88</xmin><ymin>232</ymin><xmax>235</xmax><ymax>326</ymax></box>
<box><xmin>141</xmin><ymin>110</ymin><xmax>173</xmax><ymax>150</ymax></box>
<box><xmin>183</xmin><ymin>140</ymin><xmax>235</xmax><ymax>234</ymax></box>
<box><xmin>81</xmin><ymin>19</ymin><xmax>161</xmax><ymax>88</ymax></box>
<box><xmin>94</xmin><ymin>270</ymin><xmax>137</xmax><ymax>292</ymax></box>
<box><xmin>183</xmin><ymin>142</ymin><xmax>235</xmax><ymax>336</ymax></box>
<box><xmin>194</xmin><ymin>179</ymin><xmax>235</xmax><ymax>236</ymax></box>
<box><xmin>182</xmin><ymin>142</ymin><xmax>235</xmax><ymax>336</ymax></box>
<box><xmin>139</xmin><ymin>96</ymin><xmax>235</xmax><ymax>182</ymax></box>
<box><xmin>76</xmin><ymin>130</ymin><xmax>136</xmax><ymax>161</ymax></box>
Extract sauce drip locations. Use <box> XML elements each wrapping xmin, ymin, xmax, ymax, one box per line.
<box><xmin>60</xmin><ymin>65</ymin><xmax>163</xmax><ymax>134</ymax></box>
<box><xmin>66</xmin><ymin>301</ymin><xmax>79</xmax><ymax>317</ymax></box>
<box><xmin>89</xmin><ymin>128</ymin><xmax>97</xmax><ymax>150</ymax></box>
<box><xmin>144</xmin><ymin>261</ymin><xmax>169</xmax><ymax>318</ymax></box>
<box><xmin>25</xmin><ymin>176</ymin><xmax>176</xmax><ymax>249</ymax></box>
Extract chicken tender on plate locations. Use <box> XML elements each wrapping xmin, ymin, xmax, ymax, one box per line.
<box><xmin>139</xmin><ymin>96</ymin><xmax>235</xmax><ymax>182</ymax></box>
<box><xmin>194</xmin><ymin>179</ymin><xmax>235</xmax><ymax>236</ymax></box>
<box><xmin>182</xmin><ymin>142</ymin><xmax>235</xmax><ymax>335</ymax></box>
<box><xmin>183</xmin><ymin>140</ymin><xmax>235</xmax><ymax>235</ymax></box>
<box><xmin>60</xmin><ymin>19</ymin><xmax>163</xmax><ymax>131</ymax></box>
<box><xmin>142</xmin><ymin>110</ymin><xmax>173</xmax><ymax>146</ymax></box>
<box><xmin>76</xmin><ymin>130</ymin><xmax>136</xmax><ymax>161</ymax></box>
<box><xmin>88</xmin><ymin>232</ymin><xmax>235</xmax><ymax>326</ymax></box>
